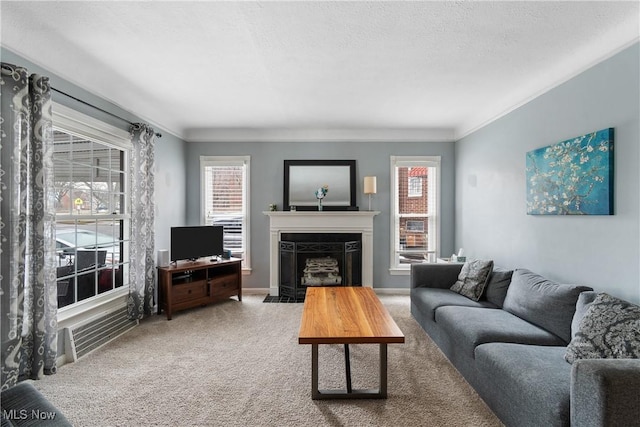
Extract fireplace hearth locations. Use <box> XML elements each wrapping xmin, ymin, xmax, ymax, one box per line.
<box><xmin>279</xmin><ymin>233</ymin><xmax>362</xmax><ymax>300</ymax></box>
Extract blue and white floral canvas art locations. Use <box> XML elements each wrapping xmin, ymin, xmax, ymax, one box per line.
<box><xmin>526</xmin><ymin>128</ymin><xmax>614</xmax><ymax>215</ymax></box>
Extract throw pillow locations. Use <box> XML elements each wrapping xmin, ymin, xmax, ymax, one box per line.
<box><xmin>565</xmin><ymin>293</ymin><xmax>640</xmax><ymax>364</ymax></box>
<box><xmin>483</xmin><ymin>267</ymin><xmax>514</xmax><ymax>308</ymax></box>
<box><xmin>570</xmin><ymin>291</ymin><xmax>599</xmax><ymax>340</ymax></box>
<box><xmin>450</xmin><ymin>260</ymin><xmax>494</xmax><ymax>301</ymax></box>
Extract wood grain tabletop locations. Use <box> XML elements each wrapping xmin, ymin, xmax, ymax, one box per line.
<box><xmin>298</xmin><ymin>287</ymin><xmax>405</xmax><ymax>345</ymax></box>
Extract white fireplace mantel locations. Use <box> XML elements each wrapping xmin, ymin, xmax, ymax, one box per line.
<box><xmin>263</xmin><ymin>211</ymin><xmax>380</xmax><ymax>296</ymax></box>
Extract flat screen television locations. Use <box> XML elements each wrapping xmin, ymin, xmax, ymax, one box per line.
<box><xmin>170</xmin><ymin>226</ymin><xmax>224</xmax><ymax>262</ymax></box>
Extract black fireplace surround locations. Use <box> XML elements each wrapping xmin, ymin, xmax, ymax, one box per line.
<box><xmin>279</xmin><ymin>233</ymin><xmax>362</xmax><ymax>300</ymax></box>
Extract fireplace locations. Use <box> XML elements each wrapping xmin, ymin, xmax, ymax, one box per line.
<box><xmin>264</xmin><ymin>211</ymin><xmax>379</xmax><ymax>296</ymax></box>
<box><xmin>279</xmin><ymin>233</ymin><xmax>362</xmax><ymax>300</ymax></box>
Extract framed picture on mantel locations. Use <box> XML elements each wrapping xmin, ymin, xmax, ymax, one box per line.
<box><xmin>284</xmin><ymin>160</ymin><xmax>357</xmax><ymax>211</ymax></box>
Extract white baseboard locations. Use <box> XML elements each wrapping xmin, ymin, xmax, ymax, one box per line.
<box><xmin>243</xmin><ymin>288</ymin><xmax>270</xmax><ymax>295</ymax></box>
<box><xmin>373</xmin><ymin>288</ymin><xmax>410</xmax><ymax>295</ymax></box>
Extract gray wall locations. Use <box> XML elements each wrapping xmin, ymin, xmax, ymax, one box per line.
<box><xmin>154</xmin><ymin>134</ymin><xmax>187</xmax><ymax>253</ymax></box>
<box><xmin>185</xmin><ymin>140</ymin><xmax>456</xmax><ymax>289</ymax></box>
<box><xmin>455</xmin><ymin>43</ymin><xmax>640</xmax><ymax>304</ymax></box>
<box><xmin>1</xmin><ymin>47</ymin><xmax>187</xmax><ymax>255</ymax></box>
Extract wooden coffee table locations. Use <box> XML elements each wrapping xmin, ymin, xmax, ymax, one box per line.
<box><xmin>298</xmin><ymin>287</ymin><xmax>405</xmax><ymax>399</ymax></box>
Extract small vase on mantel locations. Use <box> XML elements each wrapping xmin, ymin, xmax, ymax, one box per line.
<box><xmin>314</xmin><ymin>184</ymin><xmax>328</xmax><ymax>212</ymax></box>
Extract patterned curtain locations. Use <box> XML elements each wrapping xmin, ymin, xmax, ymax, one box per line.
<box><xmin>128</xmin><ymin>123</ymin><xmax>156</xmax><ymax>319</ymax></box>
<box><xmin>0</xmin><ymin>63</ymin><xmax>58</xmax><ymax>389</ymax></box>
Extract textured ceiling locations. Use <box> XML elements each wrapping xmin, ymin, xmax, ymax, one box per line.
<box><xmin>1</xmin><ymin>1</ymin><xmax>638</xmax><ymax>140</ymax></box>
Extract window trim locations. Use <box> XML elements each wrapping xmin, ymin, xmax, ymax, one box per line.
<box><xmin>52</xmin><ymin>102</ymin><xmax>132</xmax><ymax>312</ymax></box>
<box><xmin>389</xmin><ymin>155</ymin><xmax>441</xmax><ymax>275</ymax></box>
<box><xmin>199</xmin><ymin>155</ymin><xmax>251</xmax><ymax>272</ymax></box>
<box><xmin>53</xmin><ymin>104</ymin><xmax>131</xmax><ymax>148</ymax></box>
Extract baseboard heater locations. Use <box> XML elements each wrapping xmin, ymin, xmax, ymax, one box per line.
<box><xmin>65</xmin><ymin>306</ymin><xmax>138</xmax><ymax>361</ymax></box>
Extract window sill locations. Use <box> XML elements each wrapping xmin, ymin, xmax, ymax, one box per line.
<box><xmin>389</xmin><ymin>267</ymin><xmax>411</xmax><ymax>276</ymax></box>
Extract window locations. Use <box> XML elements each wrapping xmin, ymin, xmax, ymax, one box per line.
<box><xmin>200</xmin><ymin>156</ymin><xmax>250</xmax><ymax>270</ymax></box>
<box><xmin>406</xmin><ymin>220</ymin><xmax>425</xmax><ymax>233</ymax></box>
<box><xmin>408</xmin><ymin>175</ymin><xmax>423</xmax><ymax>197</ymax></box>
<box><xmin>390</xmin><ymin>156</ymin><xmax>440</xmax><ymax>273</ymax></box>
<box><xmin>52</xmin><ymin>104</ymin><xmax>132</xmax><ymax>309</ymax></box>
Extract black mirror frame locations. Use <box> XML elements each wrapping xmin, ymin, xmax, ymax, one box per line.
<box><xmin>283</xmin><ymin>160</ymin><xmax>357</xmax><ymax>211</ymax></box>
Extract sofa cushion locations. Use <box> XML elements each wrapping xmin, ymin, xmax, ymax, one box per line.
<box><xmin>411</xmin><ymin>288</ymin><xmax>497</xmax><ymax>321</ymax></box>
<box><xmin>450</xmin><ymin>259</ymin><xmax>494</xmax><ymax>301</ymax></box>
<box><xmin>435</xmin><ymin>306</ymin><xmax>566</xmax><ymax>359</ymax></box>
<box><xmin>565</xmin><ymin>293</ymin><xmax>640</xmax><ymax>364</ymax></box>
<box><xmin>474</xmin><ymin>343</ymin><xmax>571</xmax><ymax>427</ymax></box>
<box><xmin>483</xmin><ymin>266</ymin><xmax>514</xmax><ymax>308</ymax></box>
<box><xmin>502</xmin><ymin>269</ymin><xmax>592</xmax><ymax>343</ymax></box>
<box><xmin>570</xmin><ymin>291</ymin><xmax>599</xmax><ymax>340</ymax></box>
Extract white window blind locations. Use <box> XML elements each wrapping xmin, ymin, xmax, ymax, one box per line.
<box><xmin>204</xmin><ymin>165</ymin><xmax>244</xmax><ymax>215</ymax></box>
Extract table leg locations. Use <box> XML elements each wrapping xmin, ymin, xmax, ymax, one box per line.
<box><xmin>344</xmin><ymin>344</ymin><xmax>352</xmax><ymax>393</ymax></box>
<box><xmin>310</xmin><ymin>343</ymin><xmax>388</xmax><ymax>400</ymax></box>
<box><xmin>312</xmin><ymin>344</ymin><xmax>320</xmax><ymax>399</ymax></box>
<box><xmin>380</xmin><ymin>343</ymin><xmax>388</xmax><ymax>398</ymax></box>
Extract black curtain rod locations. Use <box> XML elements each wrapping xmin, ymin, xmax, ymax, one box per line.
<box><xmin>51</xmin><ymin>87</ymin><xmax>162</xmax><ymax>138</ymax></box>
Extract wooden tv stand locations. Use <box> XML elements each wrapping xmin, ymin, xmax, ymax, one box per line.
<box><xmin>157</xmin><ymin>258</ymin><xmax>242</xmax><ymax>320</ymax></box>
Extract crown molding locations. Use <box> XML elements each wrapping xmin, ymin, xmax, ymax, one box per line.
<box><xmin>184</xmin><ymin>127</ymin><xmax>455</xmax><ymax>143</ymax></box>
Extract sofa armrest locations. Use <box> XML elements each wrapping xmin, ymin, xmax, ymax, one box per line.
<box><xmin>571</xmin><ymin>358</ymin><xmax>640</xmax><ymax>427</ymax></box>
<box><xmin>410</xmin><ymin>263</ymin><xmax>463</xmax><ymax>289</ymax></box>
<box><xmin>1</xmin><ymin>381</ymin><xmax>72</xmax><ymax>426</ymax></box>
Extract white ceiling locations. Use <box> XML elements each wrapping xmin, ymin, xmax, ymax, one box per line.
<box><xmin>1</xmin><ymin>1</ymin><xmax>639</xmax><ymax>141</ymax></box>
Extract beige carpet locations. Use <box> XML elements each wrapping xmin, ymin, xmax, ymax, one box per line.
<box><xmin>33</xmin><ymin>294</ymin><xmax>501</xmax><ymax>427</ymax></box>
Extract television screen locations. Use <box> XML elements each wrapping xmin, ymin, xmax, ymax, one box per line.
<box><xmin>170</xmin><ymin>226</ymin><xmax>224</xmax><ymax>262</ymax></box>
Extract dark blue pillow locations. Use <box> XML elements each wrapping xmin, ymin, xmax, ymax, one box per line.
<box><xmin>483</xmin><ymin>266</ymin><xmax>513</xmax><ymax>308</ymax></box>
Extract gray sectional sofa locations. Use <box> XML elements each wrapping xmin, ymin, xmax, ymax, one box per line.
<box><xmin>410</xmin><ymin>263</ymin><xmax>640</xmax><ymax>427</ymax></box>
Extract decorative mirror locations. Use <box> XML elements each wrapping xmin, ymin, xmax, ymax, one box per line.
<box><xmin>283</xmin><ymin>160</ymin><xmax>357</xmax><ymax>211</ymax></box>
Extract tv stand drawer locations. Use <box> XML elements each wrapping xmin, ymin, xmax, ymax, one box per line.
<box><xmin>172</xmin><ymin>281</ymin><xmax>207</xmax><ymax>303</ymax></box>
<box><xmin>210</xmin><ymin>275</ymin><xmax>239</xmax><ymax>298</ymax></box>
<box><xmin>210</xmin><ymin>273</ymin><xmax>238</xmax><ymax>289</ymax></box>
